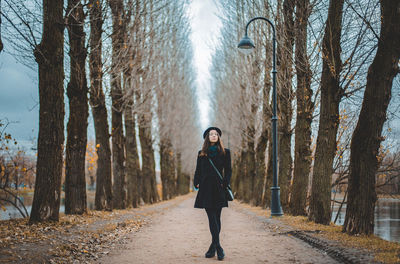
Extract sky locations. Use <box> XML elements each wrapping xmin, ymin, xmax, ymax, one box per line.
<box><xmin>0</xmin><ymin>0</ymin><xmax>222</xmax><ymax>153</ymax></box>
<box><xmin>0</xmin><ymin>53</ymin><xmax>39</xmax><ymax>150</ymax></box>
<box><xmin>188</xmin><ymin>0</ymin><xmax>222</xmax><ymax>130</ymax></box>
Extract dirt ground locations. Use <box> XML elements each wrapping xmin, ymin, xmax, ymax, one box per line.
<box><xmin>98</xmin><ymin>192</ymin><xmax>339</xmax><ymax>264</ymax></box>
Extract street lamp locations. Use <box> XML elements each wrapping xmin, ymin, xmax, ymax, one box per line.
<box><xmin>238</xmin><ymin>17</ymin><xmax>283</xmax><ymax>216</ymax></box>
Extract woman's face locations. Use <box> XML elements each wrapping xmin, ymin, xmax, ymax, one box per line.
<box><xmin>209</xmin><ymin>130</ymin><xmax>219</xmax><ymax>144</ymax></box>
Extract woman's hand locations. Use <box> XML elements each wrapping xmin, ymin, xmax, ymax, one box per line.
<box><xmin>196</xmin><ymin>184</ymin><xmax>199</xmax><ymax>188</ymax></box>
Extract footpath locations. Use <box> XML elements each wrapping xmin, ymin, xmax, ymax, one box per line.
<box><xmin>97</xmin><ymin>193</ymin><xmax>376</xmax><ymax>264</ymax></box>
<box><xmin>0</xmin><ymin>192</ymin><xmax>386</xmax><ymax>263</ymax></box>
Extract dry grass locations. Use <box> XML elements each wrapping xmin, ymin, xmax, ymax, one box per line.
<box><xmin>280</xmin><ymin>215</ymin><xmax>400</xmax><ymax>264</ymax></box>
<box><xmin>231</xmin><ymin>200</ymin><xmax>399</xmax><ymax>264</ymax></box>
<box><xmin>0</xmin><ymin>207</ymin><xmax>145</xmax><ymax>263</ymax></box>
<box><xmin>377</xmin><ymin>194</ymin><xmax>400</xmax><ymax>199</ymax></box>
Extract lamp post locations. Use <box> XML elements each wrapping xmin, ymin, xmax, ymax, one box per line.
<box><xmin>238</xmin><ymin>17</ymin><xmax>283</xmax><ymax>216</ymax></box>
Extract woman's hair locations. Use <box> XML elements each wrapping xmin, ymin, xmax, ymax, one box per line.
<box><xmin>199</xmin><ymin>131</ymin><xmax>226</xmax><ymax>156</ymax></box>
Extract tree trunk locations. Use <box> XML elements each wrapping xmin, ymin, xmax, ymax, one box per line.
<box><xmin>309</xmin><ymin>0</ymin><xmax>344</xmax><ymax>224</ymax></box>
<box><xmin>124</xmin><ymin>104</ymin><xmax>140</xmax><ymax>208</ymax></box>
<box><xmin>180</xmin><ymin>173</ymin><xmax>190</xmax><ymax>195</ymax></box>
<box><xmin>64</xmin><ymin>0</ymin><xmax>88</xmax><ymax>215</ymax></box>
<box><xmin>231</xmin><ymin>153</ymin><xmax>240</xmax><ymax>198</ymax></box>
<box><xmin>160</xmin><ymin>138</ymin><xmax>175</xmax><ymax>200</ymax></box>
<box><xmin>169</xmin><ymin>144</ymin><xmax>177</xmax><ymax>198</ymax></box>
<box><xmin>343</xmin><ymin>0</ymin><xmax>400</xmax><ymax>235</ymax></box>
<box><xmin>240</xmin><ymin>148</ymin><xmax>250</xmax><ymax>202</ymax></box>
<box><xmin>138</xmin><ymin>119</ymin><xmax>159</xmax><ymax>204</ymax></box>
<box><xmin>278</xmin><ymin>119</ymin><xmax>292</xmax><ymax>210</ymax></box>
<box><xmin>254</xmin><ymin>42</ymin><xmax>273</xmax><ymax>207</ymax></box>
<box><xmin>276</xmin><ymin>0</ymin><xmax>295</xmax><ymax>211</ymax></box>
<box><xmin>290</xmin><ymin>0</ymin><xmax>314</xmax><ymax>216</ymax></box>
<box><xmin>137</xmin><ymin>71</ymin><xmax>158</xmax><ymax>203</ymax></box>
<box><xmin>123</xmin><ymin>10</ymin><xmax>140</xmax><ymax>208</ymax></box>
<box><xmin>245</xmin><ymin>56</ymin><xmax>260</xmax><ymax>205</ymax></box>
<box><xmin>123</xmin><ymin>59</ymin><xmax>140</xmax><ymax>208</ymax></box>
<box><xmin>109</xmin><ymin>0</ymin><xmax>126</xmax><ymax>209</ymax></box>
<box><xmin>29</xmin><ymin>0</ymin><xmax>64</xmax><ymax>223</ymax></box>
<box><xmin>245</xmin><ymin>125</ymin><xmax>256</xmax><ymax>204</ymax></box>
<box><xmin>262</xmin><ymin>139</ymin><xmax>273</xmax><ymax>208</ymax></box>
<box><xmin>160</xmin><ymin>141</ymin><xmax>168</xmax><ymax>200</ymax></box>
<box><xmin>254</xmin><ymin>128</ymin><xmax>268</xmax><ymax>206</ymax></box>
<box><xmin>89</xmin><ymin>0</ymin><xmax>112</xmax><ymax>211</ymax></box>
<box><xmin>234</xmin><ymin>149</ymin><xmax>245</xmax><ymax>200</ymax></box>
<box><xmin>176</xmin><ymin>152</ymin><xmax>188</xmax><ymax>195</ymax></box>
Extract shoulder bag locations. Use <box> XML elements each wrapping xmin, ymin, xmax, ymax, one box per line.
<box><xmin>208</xmin><ymin>158</ymin><xmax>234</xmax><ymax>201</ymax></box>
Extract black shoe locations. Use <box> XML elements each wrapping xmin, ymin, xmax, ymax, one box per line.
<box><xmin>205</xmin><ymin>243</ymin><xmax>216</xmax><ymax>258</ymax></box>
<box><xmin>216</xmin><ymin>245</ymin><xmax>225</xmax><ymax>260</ymax></box>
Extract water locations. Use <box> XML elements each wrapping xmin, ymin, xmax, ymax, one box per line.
<box><xmin>332</xmin><ymin>198</ymin><xmax>400</xmax><ymax>243</ymax></box>
<box><xmin>1</xmin><ymin>192</ymin><xmax>95</xmax><ymax>221</ymax></box>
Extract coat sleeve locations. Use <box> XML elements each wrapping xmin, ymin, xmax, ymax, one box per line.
<box><xmin>193</xmin><ymin>150</ymin><xmax>202</xmax><ymax>187</ymax></box>
<box><xmin>223</xmin><ymin>148</ymin><xmax>232</xmax><ymax>187</ymax></box>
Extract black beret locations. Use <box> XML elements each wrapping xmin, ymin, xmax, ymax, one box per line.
<box><xmin>203</xmin><ymin>127</ymin><xmax>222</xmax><ymax>139</ymax></box>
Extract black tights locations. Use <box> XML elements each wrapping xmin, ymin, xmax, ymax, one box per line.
<box><xmin>205</xmin><ymin>207</ymin><xmax>222</xmax><ymax>246</ymax></box>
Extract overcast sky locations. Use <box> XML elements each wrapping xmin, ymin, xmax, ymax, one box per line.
<box><xmin>188</xmin><ymin>0</ymin><xmax>222</xmax><ymax>130</ymax></box>
<box><xmin>0</xmin><ymin>53</ymin><xmax>39</xmax><ymax>149</ymax></box>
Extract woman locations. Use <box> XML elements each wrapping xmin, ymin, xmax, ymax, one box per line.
<box><xmin>193</xmin><ymin>126</ymin><xmax>232</xmax><ymax>261</ymax></box>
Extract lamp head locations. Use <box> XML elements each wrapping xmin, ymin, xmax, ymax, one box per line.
<box><xmin>237</xmin><ymin>35</ymin><xmax>255</xmax><ymax>55</ymax></box>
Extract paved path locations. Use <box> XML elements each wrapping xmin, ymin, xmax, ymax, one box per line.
<box><xmin>98</xmin><ymin>192</ymin><xmax>338</xmax><ymax>263</ymax></box>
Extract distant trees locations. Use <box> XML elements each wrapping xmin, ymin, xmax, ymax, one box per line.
<box><xmin>212</xmin><ymin>0</ymin><xmax>399</xmax><ymax>235</ymax></box>
<box><xmin>1</xmin><ymin>0</ymin><xmax>198</xmax><ymax>222</ymax></box>
<box><xmin>0</xmin><ymin>119</ymin><xmax>34</xmax><ymax>218</ymax></box>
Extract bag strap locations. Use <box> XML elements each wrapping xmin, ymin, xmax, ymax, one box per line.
<box><xmin>208</xmin><ymin>157</ymin><xmax>223</xmax><ymax>181</ymax></box>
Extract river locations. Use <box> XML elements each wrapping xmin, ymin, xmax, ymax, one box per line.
<box><xmin>332</xmin><ymin>198</ymin><xmax>400</xmax><ymax>243</ymax></box>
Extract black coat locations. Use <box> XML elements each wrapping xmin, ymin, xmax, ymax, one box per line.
<box><xmin>193</xmin><ymin>148</ymin><xmax>232</xmax><ymax>209</ymax></box>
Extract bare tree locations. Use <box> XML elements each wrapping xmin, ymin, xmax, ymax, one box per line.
<box><xmin>343</xmin><ymin>0</ymin><xmax>400</xmax><ymax>235</ymax></box>
<box><xmin>309</xmin><ymin>0</ymin><xmax>344</xmax><ymax>225</ymax></box>
<box><xmin>89</xmin><ymin>0</ymin><xmax>113</xmax><ymax>211</ymax></box>
<box><xmin>0</xmin><ymin>120</ymin><xmax>31</xmax><ymax>218</ymax></box>
<box><xmin>212</xmin><ymin>0</ymin><xmax>270</xmax><ymax>205</ymax></box>
<box><xmin>130</xmin><ymin>0</ymin><xmax>159</xmax><ymax>204</ymax></box>
<box><xmin>109</xmin><ymin>0</ymin><xmax>126</xmax><ymax>209</ymax></box>
<box><xmin>155</xmin><ymin>1</ymin><xmax>181</xmax><ymax>200</ymax></box>
<box><xmin>124</xmin><ymin>0</ymin><xmax>140</xmax><ymax>208</ymax></box>
<box><xmin>276</xmin><ymin>0</ymin><xmax>296</xmax><ymax>210</ymax></box>
<box><xmin>290</xmin><ymin>0</ymin><xmax>314</xmax><ymax>216</ymax></box>
<box><xmin>64</xmin><ymin>0</ymin><xmax>88</xmax><ymax>215</ymax></box>
<box><xmin>30</xmin><ymin>0</ymin><xmax>64</xmax><ymax>223</ymax></box>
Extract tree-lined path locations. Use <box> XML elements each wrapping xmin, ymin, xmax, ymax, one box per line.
<box><xmin>1</xmin><ymin>0</ymin><xmax>400</xmax><ymax>263</ymax></box>
<box><xmin>99</xmin><ymin>193</ymin><xmax>339</xmax><ymax>264</ymax></box>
